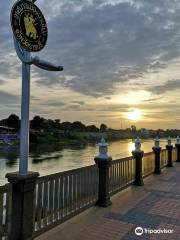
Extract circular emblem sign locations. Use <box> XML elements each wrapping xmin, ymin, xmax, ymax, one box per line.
<box><xmin>11</xmin><ymin>0</ymin><xmax>48</xmax><ymax>52</ymax></box>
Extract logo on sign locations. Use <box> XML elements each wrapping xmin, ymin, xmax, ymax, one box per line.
<box><xmin>11</xmin><ymin>0</ymin><xmax>48</xmax><ymax>52</ymax></box>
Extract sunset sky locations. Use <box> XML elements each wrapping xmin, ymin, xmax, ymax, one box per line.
<box><xmin>1</xmin><ymin>0</ymin><xmax>180</xmax><ymax>129</ymax></box>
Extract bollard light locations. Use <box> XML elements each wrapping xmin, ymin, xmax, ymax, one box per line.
<box><xmin>154</xmin><ymin>136</ymin><xmax>160</xmax><ymax>148</ymax></box>
<box><xmin>134</xmin><ymin>137</ymin><xmax>142</xmax><ymax>152</ymax></box>
<box><xmin>167</xmin><ymin>136</ymin><xmax>172</xmax><ymax>146</ymax></box>
<box><xmin>96</xmin><ymin>137</ymin><xmax>110</xmax><ymax>159</ymax></box>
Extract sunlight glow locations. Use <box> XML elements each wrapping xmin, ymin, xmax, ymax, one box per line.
<box><xmin>127</xmin><ymin>109</ymin><xmax>142</xmax><ymax>121</ymax></box>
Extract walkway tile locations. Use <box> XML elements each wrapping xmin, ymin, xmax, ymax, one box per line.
<box><xmin>78</xmin><ymin>219</ymin><xmax>134</xmax><ymax>240</ymax></box>
<box><xmin>150</xmin><ymin>198</ymin><xmax>180</xmax><ymax>219</ymax></box>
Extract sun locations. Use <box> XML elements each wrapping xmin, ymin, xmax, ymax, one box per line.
<box><xmin>127</xmin><ymin>109</ymin><xmax>142</xmax><ymax>121</ymax></box>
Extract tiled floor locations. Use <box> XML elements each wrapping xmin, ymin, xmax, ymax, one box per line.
<box><xmin>36</xmin><ymin>163</ymin><xmax>180</xmax><ymax>240</ymax></box>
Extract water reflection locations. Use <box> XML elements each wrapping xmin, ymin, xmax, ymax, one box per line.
<box><xmin>128</xmin><ymin>142</ymin><xmax>135</xmax><ymax>153</ymax></box>
<box><xmin>0</xmin><ymin>138</ymin><xmax>177</xmax><ymax>185</ymax></box>
<box><xmin>0</xmin><ymin>146</ymin><xmax>18</xmax><ymax>165</ymax></box>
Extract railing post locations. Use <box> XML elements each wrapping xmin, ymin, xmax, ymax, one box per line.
<box><xmin>6</xmin><ymin>172</ymin><xmax>39</xmax><ymax>240</ymax></box>
<box><xmin>94</xmin><ymin>138</ymin><xmax>112</xmax><ymax>207</ymax></box>
<box><xmin>132</xmin><ymin>137</ymin><xmax>144</xmax><ymax>186</ymax></box>
<box><xmin>152</xmin><ymin>137</ymin><xmax>161</xmax><ymax>174</ymax></box>
<box><xmin>166</xmin><ymin>136</ymin><xmax>173</xmax><ymax>167</ymax></box>
<box><xmin>175</xmin><ymin>136</ymin><xmax>180</xmax><ymax>162</ymax></box>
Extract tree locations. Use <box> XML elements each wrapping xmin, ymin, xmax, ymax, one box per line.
<box><xmin>30</xmin><ymin>116</ymin><xmax>45</xmax><ymax>130</ymax></box>
<box><xmin>86</xmin><ymin>125</ymin><xmax>99</xmax><ymax>132</ymax></box>
<box><xmin>54</xmin><ymin>119</ymin><xmax>61</xmax><ymax>128</ymax></box>
<box><xmin>100</xmin><ymin>123</ymin><xmax>107</xmax><ymax>132</ymax></box>
<box><xmin>7</xmin><ymin>114</ymin><xmax>20</xmax><ymax>130</ymax></box>
<box><xmin>71</xmin><ymin>121</ymin><xmax>86</xmax><ymax>132</ymax></box>
<box><xmin>131</xmin><ymin>125</ymin><xmax>137</xmax><ymax>133</ymax></box>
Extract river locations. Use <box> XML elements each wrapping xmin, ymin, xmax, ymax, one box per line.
<box><xmin>0</xmin><ymin>138</ymin><xmax>176</xmax><ymax>185</ymax></box>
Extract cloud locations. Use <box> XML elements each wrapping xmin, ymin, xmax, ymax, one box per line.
<box><xmin>1</xmin><ymin>0</ymin><xmax>180</xmax><ymax>127</ymax></box>
<box><xmin>2</xmin><ymin>0</ymin><xmax>180</xmax><ymax>97</ymax></box>
<box><xmin>0</xmin><ymin>90</ymin><xmax>19</xmax><ymax>104</ymax></box>
<box><xmin>0</xmin><ymin>80</ymin><xmax>5</xmax><ymax>85</ymax></box>
<box><xmin>149</xmin><ymin>79</ymin><xmax>180</xmax><ymax>94</ymax></box>
<box><xmin>30</xmin><ymin>0</ymin><xmax>180</xmax><ymax>97</ymax></box>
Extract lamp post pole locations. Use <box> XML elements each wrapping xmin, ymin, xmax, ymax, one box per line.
<box><xmin>19</xmin><ymin>50</ymin><xmax>31</xmax><ymax>174</ymax></box>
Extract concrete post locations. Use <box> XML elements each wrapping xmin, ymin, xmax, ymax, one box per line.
<box><xmin>152</xmin><ymin>137</ymin><xmax>161</xmax><ymax>174</ymax></box>
<box><xmin>94</xmin><ymin>138</ymin><xmax>112</xmax><ymax>207</ymax></box>
<box><xmin>175</xmin><ymin>136</ymin><xmax>180</xmax><ymax>162</ymax></box>
<box><xmin>166</xmin><ymin>136</ymin><xmax>173</xmax><ymax>167</ymax></box>
<box><xmin>132</xmin><ymin>137</ymin><xmax>144</xmax><ymax>186</ymax></box>
<box><xmin>6</xmin><ymin>172</ymin><xmax>39</xmax><ymax>240</ymax></box>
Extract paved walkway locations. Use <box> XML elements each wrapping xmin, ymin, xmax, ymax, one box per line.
<box><xmin>36</xmin><ymin>163</ymin><xmax>180</xmax><ymax>240</ymax></box>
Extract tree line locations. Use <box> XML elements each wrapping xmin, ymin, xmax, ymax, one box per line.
<box><xmin>0</xmin><ymin>114</ymin><xmax>108</xmax><ymax>133</ymax></box>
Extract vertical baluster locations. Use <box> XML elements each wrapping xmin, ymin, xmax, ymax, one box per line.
<box><xmin>86</xmin><ymin>169</ymin><xmax>89</xmax><ymax>204</ymax></box>
<box><xmin>49</xmin><ymin>179</ymin><xmax>54</xmax><ymax>224</ymax></box>
<box><xmin>89</xmin><ymin>168</ymin><xmax>93</xmax><ymax>203</ymax></box>
<box><xmin>116</xmin><ymin>162</ymin><xmax>118</xmax><ymax>189</ymax></box>
<box><xmin>91</xmin><ymin>168</ymin><xmax>94</xmax><ymax>200</ymax></box>
<box><xmin>113</xmin><ymin>163</ymin><xmax>115</xmax><ymax>191</ymax></box>
<box><xmin>58</xmin><ymin>177</ymin><xmax>63</xmax><ymax>220</ymax></box>
<box><xmin>42</xmin><ymin>181</ymin><xmax>48</xmax><ymax>227</ymax></box>
<box><xmin>130</xmin><ymin>159</ymin><xmax>132</xmax><ymax>182</ymax></box>
<box><xmin>0</xmin><ymin>193</ymin><xmax>3</xmax><ymax>238</ymax></box>
<box><xmin>116</xmin><ymin>162</ymin><xmax>119</xmax><ymax>189</ymax></box>
<box><xmin>109</xmin><ymin>165</ymin><xmax>112</xmax><ymax>193</ymax></box>
<box><xmin>122</xmin><ymin>160</ymin><xmax>124</xmax><ymax>186</ymax></box>
<box><xmin>54</xmin><ymin>178</ymin><xmax>59</xmax><ymax>221</ymax></box>
<box><xmin>126</xmin><ymin>159</ymin><xmax>130</xmax><ymax>184</ymax></box>
<box><xmin>75</xmin><ymin>173</ymin><xmax>78</xmax><ymax>211</ymax></box>
<box><xmin>77</xmin><ymin>171</ymin><xmax>81</xmax><ymax>210</ymax></box>
<box><xmin>82</xmin><ymin>169</ymin><xmax>86</xmax><ymax>207</ymax></box>
<box><xmin>119</xmin><ymin>161</ymin><xmax>122</xmax><ymax>188</ymax></box>
<box><xmin>114</xmin><ymin>162</ymin><xmax>117</xmax><ymax>190</ymax></box>
<box><xmin>83</xmin><ymin>169</ymin><xmax>86</xmax><ymax>206</ymax></box>
<box><xmin>119</xmin><ymin>161</ymin><xmax>121</xmax><ymax>188</ymax></box>
<box><xmin>6</xmin><ymin>188</ymin><xmax>11</xmax><ymax>238</ymax></box>
<box><xmin>64</xmin><ymin>175</ymin><xmax>69</xmax><ymax>216</ymax></box>
<box><xmin>88</xmin><ymin>169</ymin><xmax>91</xmax><ymax>203</ymax></box>
<box><xmin>124</xmin><ymin>160</ymin><xmax>126</xmax><ymax>185</ymax></box>
<box><xmin>36</xmin><ymin>182</ymin><xmax>43</xmax><ymax>231</ymax></box>
<box><xmin>93</xmin><ymin>167</ymin><xmax>97</xmax><ymax>200</ymax></box>
<box><xmin>72</xmin><ymin>174</ymin><xmax>76</xmax><ymax>213</ymax></box>
<box><xmin>125</xmin><ymin>160</ymin><xmax>128</xmax><ymax>185</ymax></box>
<box><xmin>69</xmin><ymin>174</ymin><xmax>73</xmax><ymax>214</ymax></box>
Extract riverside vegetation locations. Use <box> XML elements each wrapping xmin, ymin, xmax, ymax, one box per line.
<box><xmin>1</xmin><ymin>114</ymin><xmax>180</xmax><ymax>146</ymax></box>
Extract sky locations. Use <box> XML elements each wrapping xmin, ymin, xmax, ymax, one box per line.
<box><xmin>1</xmin><ymin>0</ymin><xmax>180</xmax><ymax>129</ymax></box>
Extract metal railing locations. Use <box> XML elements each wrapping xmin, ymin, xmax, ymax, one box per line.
<box><xmin>33</xmin><ymin>164</ymin><xmax>98</xmax><ymax>237</ymax></box>
<box><xmin>172</xmin><ymin>147</ymin><xmax>177</xmax><ymax>162</ymax></box>
<box><xmin>0</xmin><ymin>184</ymin><xmax>11</xmax><ymax>240</ymax></box>
<box><xmin>109</xmin><ymin>156</ymin><xmax>135</xmax><ymax>195</ymax></box>
<box><xmin>143</xmin><ymin>152</ymin><xmax>155</xmax><ymax>177</ymax></box>
<box><xmin>0</xmin><ymin>147</ymin><xmax>177</xmax><ymax>239</ymax></box>
<box><xmin>160</xmin><ymin>149</ymin><xmax>168</xmax><ymax>167</ymax></box>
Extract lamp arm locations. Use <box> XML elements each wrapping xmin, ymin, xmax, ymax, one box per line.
<box><xmin>32</xmin><ymin>57</ymin><xmax>63</xmax><ymax>71</ymax></box>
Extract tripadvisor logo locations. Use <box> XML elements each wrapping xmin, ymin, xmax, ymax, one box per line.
<box><xmin>135</xmin><ymin>227</ymin><xmax>174</xmax><ymax>236</ymax></box>
<box><xmin>135</xmin><ymin>227</ymin><xmax>143</xmax><ymax>236</ymax></box>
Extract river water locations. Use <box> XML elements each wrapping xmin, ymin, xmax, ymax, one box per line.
<box><xmin>0</xmin><ymin>138</ymin><xmax>175</xmax><ymax>185</ymax></box>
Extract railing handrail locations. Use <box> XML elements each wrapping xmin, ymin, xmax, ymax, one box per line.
<box><xmin>37</xmin><ymin>164</ymin><xmax>97</xmax><ymax>183</ymax></box>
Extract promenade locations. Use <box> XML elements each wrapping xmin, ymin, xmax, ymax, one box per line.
<box><xmin>36</xmin><ymin>163</ymin><xmax>180</xmax><ymax>240</ymax></box>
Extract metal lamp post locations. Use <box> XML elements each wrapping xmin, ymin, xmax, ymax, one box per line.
<box><xmin>6</xmin><ymin>1</ymin><xmax>63</xmax><ymax>238</ymax></box>
<box><xmin>12</xmin><ymin>0</ymin><xmax>63</xmax><ymax>174</ymax></box>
